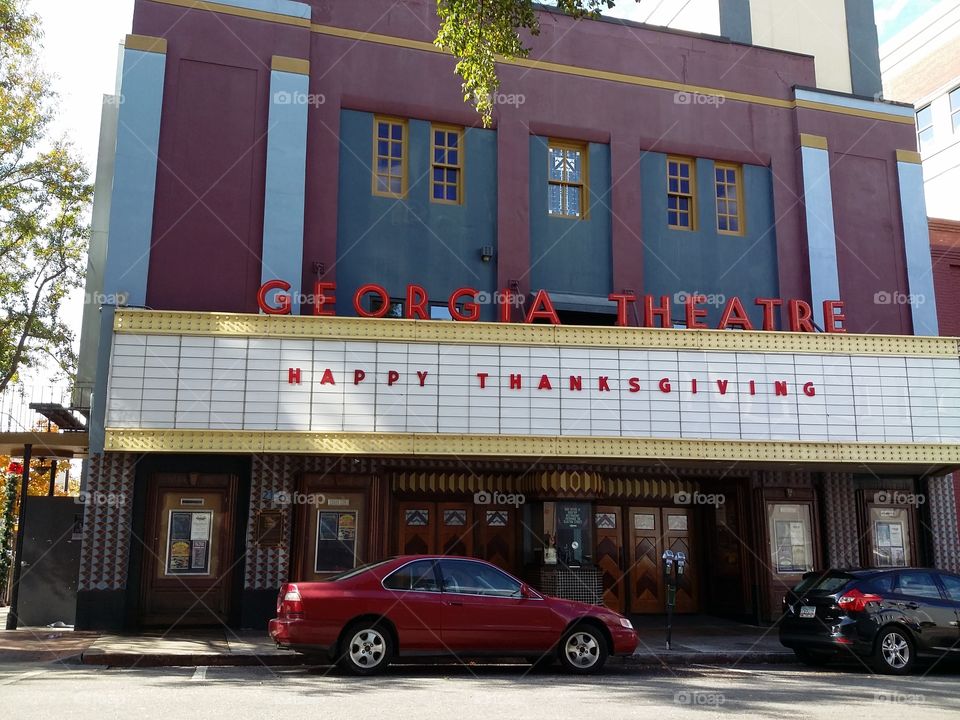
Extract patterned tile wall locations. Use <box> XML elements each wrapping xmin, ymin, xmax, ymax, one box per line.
<box><xmin>77</xmin><ymin>453</ymin><xmax>137</xmax><ymax>591</ymax></box>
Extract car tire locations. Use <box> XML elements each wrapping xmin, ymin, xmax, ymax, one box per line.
<box><xmin>872</xmin><ymin>627</ymin><xmax>916</xmax><ymax>675</ymax></box>
<box><xmin>558</xmin><ymin>624</ymin><xmax>608</xmax><ymax>674</ymax></box>
<box><xmin>793</xmin><ymin>648</ymin><xmax>832</xmax><ymax>667</ymax></box>
<box><xmin>337</xmin><ymin>621</ymin><xmax>394</xmax><ymax>676</ymax></box>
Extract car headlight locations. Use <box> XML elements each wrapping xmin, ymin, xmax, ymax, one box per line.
<box><xmin>619</xmin><ymin>618</ymin><xmax>633</xmax><ymax>629</ymax></box>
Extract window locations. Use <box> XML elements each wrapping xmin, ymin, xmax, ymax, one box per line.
<box><xmin>768</xmin><ymin>504</ymin><xmax>814</xmax><ymax>574</ymax></box>
<box><xmin>430</xmin><ymin>304</ymin><xmax>454</xmax><ymax>320</ymax></box>
<box><xmin>315</xmin><ymin>510</ymin><xmax>359</xmax><ymax>573</ymax></box>
<box><xmin>373</xmin><ymin>116</ymin><xmax>407</xmax><ymax>198</ymax></box>
<box><xmin>859</xmin><ymin>573</ymin><xmax>895</xmax><ymax>595</ymax></box>
<box><xmin>383</xmin><ymin>560</ymin><xmax>439</xmax><ymax>592</ymax></box>
<box><xmin>951</xmin><ymin>88</ymin><xmax>960</xmax><ymax>134</ymax></box>
<box><xmin>714</xmin><ymin>163</ymin><xmax>744</xmax><ymax>235</ymax></box>
<box><xmin>667</xmin><ymin>157</ymin><xmax>696</xmax><ymax>230</ymax></box>
<box><xmin>895</xmin><ymin>571</ymin><xmax>943</xmax><ymax>600</ymax></box>
<box><xmin>869</xmin><ymin>507</ymin><xmax>911</xmax><ymax>568</ymax></box>
<box><xmin>916</xmin><ymin>105</ymin><xmax>934</xmax><ymax>150</ymax></box>
<box><xmin>438</xmin><ymin>559</ymin><xmax>522</xmax><ymax>597</ymax></box>
<box><xmin>369</xmin><ymin>296</ymin><xmax>404</xmax><ymax>318</ymax></box>
<box><xmin>938</xmin><ymin>573</ymin><xmax>960</xmax><ymax>602</ymax></box>
<box><xmin>548</xmin><ymin>141</ymin><xmax>587</xmax><ymax>218</ymax></box>
<box><xmin>431</xmin><ymin>125</ymin><xmax>463</xmax><ymax>204</ymax></box>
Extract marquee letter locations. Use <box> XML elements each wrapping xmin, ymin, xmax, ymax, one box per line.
<box><xmin>788</xmin><ymin>300</ymin><xmax>815</xmax><ymax>332</ymax></box>
<box><xmin>354</xmin><ymin>283</ymin><xmax>391</xmax><ymax>318</ymax></box>
<box><xmin>353</xmin><ymin>369</ymin><xmax>366</xmax><ymax>385</ymax></box>
<box><xmin>755</xmin><ymin>298</ymin><xmax>782</xmax><ymax>331</ymax></box>
<box><xmin>313</xmin><ymin>281</ymin><xmax>336</xmax><ymax>316</ymax></box>
<box><xmin>387</xmin><ymin>370</ymin><xmax>400</xmax><ymax>386</ymax></box>
<box><xmin>823</xmin><ymin>300</ymin><xmax>847</xmax><ymax>333</ymax></box>
<box><xmin>644</xmin><ymin>295</ymin><xmax>673</xmax><ymax>328</ymax></box>
<box><xmin>609</xmin><ymin>292</ymin><xmax>637</xmax><ymax>327</ymax></box>
<box><xmin>320</xmin><ymin>368</ymin><xmax>335</xmax><ymax>385</ymax></box>
<box><xmin>685</xmin><ymin>294</ymin><xmax>708</xmax><ymax>329</ymax></box>
<box><xmin>525</xmin><ymin>290</ymin><xmax>560</xmax><ymax>324</ymax></box>
<box><xmin>406</xmin><ymin>284</ymin><xmax>428</xmax><ymax>320</ymax></box>
<box><xmin>258</xmin><ymin>279</ymin><xmax>292</xmax><ymax>315</ymax></box>
<box><xmin>718</xmin><ymin>297</ymin><xmax>754</xmax><ymax>330</ymax></box>
<box><xmin>476</xmin><ymin>372</ymin><xmax>489</xmax><ymax>389</ymax></box>
<box><xmin>538</xmin><ymin>374</ymin><xmax>553</xmax><ymax>390</ymax></box>
<box><xmin>450</xmin><ymin>287</ymin><xmax>481</xmax><ymax>321</ymax></box>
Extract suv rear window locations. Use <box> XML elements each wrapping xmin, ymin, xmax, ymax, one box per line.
<box><xmin>858</xmin><ymin>574</ymin><xmax>895</xmax><ymax>595</ymax></box>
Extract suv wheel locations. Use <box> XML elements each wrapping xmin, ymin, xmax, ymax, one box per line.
<box><xmin>338</xmin><ymin>622</ymin><xmax>393</xmax><ymax>676</ymax></box>
<box><xmin>558</xmin><ymin>624</ymin><xmax>608</xmax><ymax>674</ymax></box>
<box><xmin>873</xmin><ymin>627</ymin><xmax>915</xmax><ymax>675</ymax></box>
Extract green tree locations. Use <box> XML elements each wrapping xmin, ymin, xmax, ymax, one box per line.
<box><xmin>435</xmin><ymin>1</ymin><xmax>639</xmax><ymax>125</ymax></box>
<box><xmin>0</xmin><ymin>0</ymin><xmax>92</xmax><ymax>395</ymax></box>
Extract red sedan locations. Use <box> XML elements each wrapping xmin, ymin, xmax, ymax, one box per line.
<box><xmin>269</xmin><ymin>555</ymin><xmax>639</xmax><ymax>675</ymax></box>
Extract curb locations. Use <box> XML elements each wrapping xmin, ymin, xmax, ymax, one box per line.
<box><xmin>79</xmin><ymin>651</ymin><xmax>797</xmax><ymax>669</ymax></box>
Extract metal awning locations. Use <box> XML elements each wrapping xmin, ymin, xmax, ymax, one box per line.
<box><xmin>28</xmin><ymin>403</ymin><xmax>88</xmax><ymax>432</ymax></box>
<box><xmin>0</xmin><ymin>432</ymin><xmax>89</xmax><ymax>459</ymax></box>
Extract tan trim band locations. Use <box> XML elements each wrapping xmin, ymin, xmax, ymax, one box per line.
<box><xmin>896</xmin><ymin>149</ymin><xmax>923</xmax><ymax>164</ymax></box>
<box><xmin>147</xmin><ymin>0</ymin><xmax>311</xmax><ymax>28</ymax></box>
<box><xmin>125</xmin><ymin>34</ymin><xmax>168</xmax><ymax>54</ymax></box>
<box><xmin>104</xmin><ymin>429</ymin><xmax>960</xmax><ymax>467</ymax></box>
<box><xmin>272</xmin><ymin>55</ymin><xmax>310</xmax><ymax>75</ymax></box>
<box><xmin>145</xmin><ymin>0</ymin><xmax>915</xmax><ymax>126</ymax></box>
<box><xmin>799</xmin><ymin>133</ymin><xmax>829</xmax><ymax>150</ymax></box>
<box><xmin>112</xmin><ymin>309</ymin><xmax>960</xmax><ymax>358</ymax></box>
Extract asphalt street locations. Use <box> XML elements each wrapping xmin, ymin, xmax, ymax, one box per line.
<box><xmin>1</xmin><ymin>660</ymin><xmax>959</xmax><ymax>719</ymax></box>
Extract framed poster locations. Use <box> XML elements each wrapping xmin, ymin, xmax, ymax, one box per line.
<box><xmin>165</xmin><ymin>510</ymin><xmax>213</xmax><ymax>576</ymax></box>
<box><xmin>315</xmin><ymin>510</ymin><xmax>359</xmax><ymax>573</ymax></box>
<box><xmin>769</xmin><ymin>503</ymin><xmax>814</xmax><ymax>574</ymax></box>
<box><xmin>255</xmin><ymin>510</ymin><xmax>285</xmax><ymax>547</ymax></box>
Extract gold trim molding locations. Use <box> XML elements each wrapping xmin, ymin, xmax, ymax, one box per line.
<box><xmin>104</xmin><ymin>429</ymin><xmax>960</xmax><ymax>468</ymax></box>
<box><xmin>125</xmin><ymin>34</ymin><xmax>168</xmax><ymax>54</ymax></box>
<box><xmin>896</xmin><ymin>149</ymin><xmax>922</xmax><ymax>165</ymax></box>
<box><xmin>112</xmin><ymin>309</ymin><xmax>960</xmax><ymax>358</ymax></box>
<box><xmin>800</xmin><ymin>133</ymin><xmax>829</xmax><ymax>150</ymax></box>
<box><xmin>272</xmin><ymin>55</ymin><xmax>309</xmax><ymax>75</ymax></box>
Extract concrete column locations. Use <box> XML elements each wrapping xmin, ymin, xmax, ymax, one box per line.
<box><xmin>261</xmin><ymin>56</ymin><xmax>310</xmax><ymax>314</ymax></box>
<box><xmin>896</xmin><ymin>150</ymin><xmax>940</xmax><ymax>336</ymax></box>
<box><xmin>798</xmin><ymin>134</ymin><xmax>841</xmax><ymax>331</ymax></box>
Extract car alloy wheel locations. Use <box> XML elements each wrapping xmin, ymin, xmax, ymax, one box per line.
<box><xmin>874</xmin><ymin>628</ymin><xmax>914</xmax><ymax>675</ymax></box>
<box><xmin>559</xmin><ymin>625</ymin><xmax>608</xmax><ymax>674</ymax></box>
<box><xmin>339</xmin><ymin>624</ymin><xmax>393</xmax><ymax>675</ymax></box>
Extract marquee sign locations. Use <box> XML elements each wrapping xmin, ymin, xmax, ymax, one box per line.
<box><xmin>257</xmin><ymin>280</ymin><xmax>848</xmax><ymax>332</ymax></box>
<box><xmin>105</xmin><ymin>332</ymin><xmax>960</xmax><ymax>445</ymax></box>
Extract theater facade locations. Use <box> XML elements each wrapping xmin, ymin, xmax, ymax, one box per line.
<box><xmin>76</xmin><ymin>0</ymin><xmax>960</xmax><ymax>630</ymax></box>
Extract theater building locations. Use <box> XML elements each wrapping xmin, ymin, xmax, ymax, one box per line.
<box><xmin>76</xmin><ymin>0</ymin><xmax>960</xmax><ymax>630</ymax></box>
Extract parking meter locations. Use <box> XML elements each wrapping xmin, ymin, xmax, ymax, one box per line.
<box><xmin>676</xmin><ymin>551</ymin><xmax>687</xmax><ymax>577</ymax></box>
<box><xmin>662</xmin><ymin>550</ymin><xmax>675</xmax><ymax>578</ymax></box>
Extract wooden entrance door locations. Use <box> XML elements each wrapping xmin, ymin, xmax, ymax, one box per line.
<box><xmin>397</xmin><ymin>501</ymin><xmax>475</xmax><ymax>557</ymax></box>
<box><xmin>594</xmin><ymin>506</ymin><xmax>625</xmax><ymax>612</ymax></box>
<box><xmin>627</xmin><ymin>506</ymin><xmax>698</xmax><ymax>614</ymax></box>
<box><xmin>141</xmin><ymin>473</ymin><xmax>238</xmax><ymax>627</ymax></box>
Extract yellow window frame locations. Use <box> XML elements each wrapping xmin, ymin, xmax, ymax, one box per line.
<box><xmin>714</xmin><ymin>162</ymin><xmax>745</xmax><ymax>236</ymax></box>
<box><xmin>372</xmin><ymin>115</ymin><xmax>408</xmax><ymax>199</ymax></box>
<box><xmin>430</xmin><ymin>124</ymin><xmax>464</xmax><ymax>205</ymax></box>
<box><xmin>667</xmin><ymin>156</ymin><xmax>696</xmax><ymax>231</ymax></box>
<box><xmin>547</xmin><ymin>140</ymin><xmax>589</xmax><ymax>219</ymax></box>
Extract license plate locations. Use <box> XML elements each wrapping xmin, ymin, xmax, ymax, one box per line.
<box><xmin>799</xmin><ymin>605</ymin><xmax>817</xmax><ymax>619</ymax></box>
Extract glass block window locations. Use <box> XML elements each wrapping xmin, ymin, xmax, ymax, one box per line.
<box><xmin>373</xmin><ymin>116</ymin><xmax>406</xmax><ymax>198</ymax></box>
<box><xmin>548</xmin><ymin>142</ymin><xmax>587</xmax><ymax>218</ymax></box>
<box><xmin>714</xmin><ymin>163</ymin><xmax>744</xmax><ymax>235</ymax></box>
<box><xmin>431</xmin><ymin>125</ymin><xmax>463</xmax><ymax>204</ymax></box>
<box><xmin>916</xmin><ymin>105</ymin><xmax>934</xmax><ymax>150</ymax></box>
<box><xmin>667</xmin><ymin>157</ymin><xmax>695</xmax><ymax>230</ymax></box>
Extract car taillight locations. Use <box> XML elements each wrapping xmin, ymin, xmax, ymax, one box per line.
<box><xmin>837</xmin><ymin>588</ymin><xmax>883</xmax><ymax>613</ymax></box>
<box><xmin>278</xmin><ymin>583</ymin><xmax>304</xmax><ymax>618</ymax></box>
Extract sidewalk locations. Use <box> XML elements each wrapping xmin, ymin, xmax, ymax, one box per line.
<box><xmin>0</xmin><ymin>605</ymin><xmax>795</xmax><ymax>668</ymax></box>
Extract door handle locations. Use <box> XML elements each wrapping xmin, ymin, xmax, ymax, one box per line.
<box><xmin>904</xmin><ymin>602</ymin><xmax>921</xmax><ymax>610</ymax></box>
<box><xmin>444</xmin><ymin>600</ymin><xmax>463</xmax><ymax>607</ymax></box>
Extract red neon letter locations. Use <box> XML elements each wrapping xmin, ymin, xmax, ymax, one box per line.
<box><xmin>609</xmin><ymin>292</ymin><xmax>637</xmax><ymax>327</ymax></box>
<box><xmin>354</xmin><ymin>284</ymin><xmax>390</xmax><ymax>318</ymax></box>
<box><xmin>498</xmin><ymin>288</ymin><xmax>513</xmax><ymax>323</ymax></box>
<box><xmin>406</xmin><ymin>284</ymin><xmax>428</xmax><ymax>320</ymax></box>
<box><xmin>258</xmin><ymin>280</ymin><xmax>292</xmax><ymax>315</ymax></box>
<box><xmin>755</xmin><ymin>298</ymin><xmax>782</xmax><ymax>331</ymax></box>
<box><xmin>823</xmin><ymin>300</ymin><xmax>847</xmax><ymax>333</ymax></box>
<box><xmin>524</xmin><ymin>290</ymin><xmax>560</xmax><ymax>324</ymax></box>
<box><xmin>644</xmin><ymin>295</ymin><xmax>673</xmax><ymax>328</ymax></box>
<box><xmin>788</xmin><ymin>300</ymin><xmax>815</xmax><ymax>332</ymax></box>
<box><xmin>718</xmin><ymin>297</ymin><xmax>755</xmax><ymax>330</ymax></box>
<box><xmin>313</xmin><ymin>281</ymin><xmax>336</xmax><ymax>316</ymax></box>
<box><xmin>685</xmin><ymin>294</ymin><xmax>708</xmax><ymax>329</ymax></box>
<box><xmin>450</xmin><ymin>288</ymin><xmax>480</xmax><ymax>321</ymax></box>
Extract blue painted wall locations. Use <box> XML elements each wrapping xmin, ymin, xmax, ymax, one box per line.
<box><xmin>640</xmin><ymin>153</ymin><xmax>780</xmax><ymax>328</ymax></box>
<box><xmin>336</xmin><ymin>110</ymin><xmax>498</xmax><ymax>319</ymax></box>
<box><xmin>529</xmin><ymin>137</ymin><xmax>612</xmax><ymax>298</ymax></box>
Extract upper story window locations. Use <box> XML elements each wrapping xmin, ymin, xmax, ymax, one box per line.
<box><xmin>916</xmin><ymin>105</ymin><xmax>934</xmax><ymax>150</ymax></box>
<box><xmin>431</xmin><ymin>125</ymin><xmax>463</xmax><ymax>204</ymax></box>
<box><xmin>373</xmin><ymin>116</ymin><xmax>407</xmax><ymax>198</ymax></box>
<box><xmin>548</xmin><ymin>141</ymin><xmax>587</xmax><ymax>218</ymax></box>
<box><xmin>951</xmin><ymin>88</ymin><xmax>960</xmax><ymax>134</ymax></box>
<box><xmin>714</xmin><ymin>163</ymin><xmax>744</xmax><ymax>235</ymax></box>
<box><xmin>667</xmin><ymin>156</ymin><xmax>695</xmax><ymax>230</ymax></box>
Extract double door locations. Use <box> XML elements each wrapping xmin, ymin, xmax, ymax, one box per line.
<box><xmin>595</xmin><ymin>505</ymin><xmax>697</xmax><ymax>615</ymax></box>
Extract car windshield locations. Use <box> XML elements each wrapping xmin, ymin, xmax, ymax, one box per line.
<box><xmin>793</xmin><ymin>572</ymin><xmax>853</xmax><ymax>594</ymax></box>
<box><xmin>321</xmin><ymin>560</ymin><xmax>394</xmax><ymax>582</ymax></box>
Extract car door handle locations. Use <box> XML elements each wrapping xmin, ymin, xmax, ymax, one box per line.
<box><xmin>444</xmin><ymin>600</ymin><xmax>463</xmax><ymax>607</ymax></box>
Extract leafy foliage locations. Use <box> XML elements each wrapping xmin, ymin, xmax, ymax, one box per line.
<box><xmin>0</xmin><ymin>0</ymin><xmax>92</xmax><ymax>394</ymax></box>
<box><xmin>435</xmin><ymin>1</ymin><xmax>635</xmax><ymax>125</ymax></box>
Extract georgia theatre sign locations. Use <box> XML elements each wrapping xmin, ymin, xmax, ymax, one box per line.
<box><xmin>257</xmin><ymin>280</ymin><xmax>849</xmax><ymax>332</ymax></box>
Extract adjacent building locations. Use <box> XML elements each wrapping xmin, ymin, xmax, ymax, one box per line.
<box><xmin>75</xmin><ymin>0</ymin><xmax>960</xmax><ymax>631</ymax></box>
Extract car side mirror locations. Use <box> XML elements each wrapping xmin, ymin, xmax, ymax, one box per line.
<box><xmin>520</xmin><ymin>584</ymin><xmax>535</xmax><ymax>599</ymax></box>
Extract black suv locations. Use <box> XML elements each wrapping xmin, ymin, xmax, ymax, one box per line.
<box><xmin>780</xmin><ymin>568</ymin><xmax>960</xmax><ymax>674</ymax></box>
